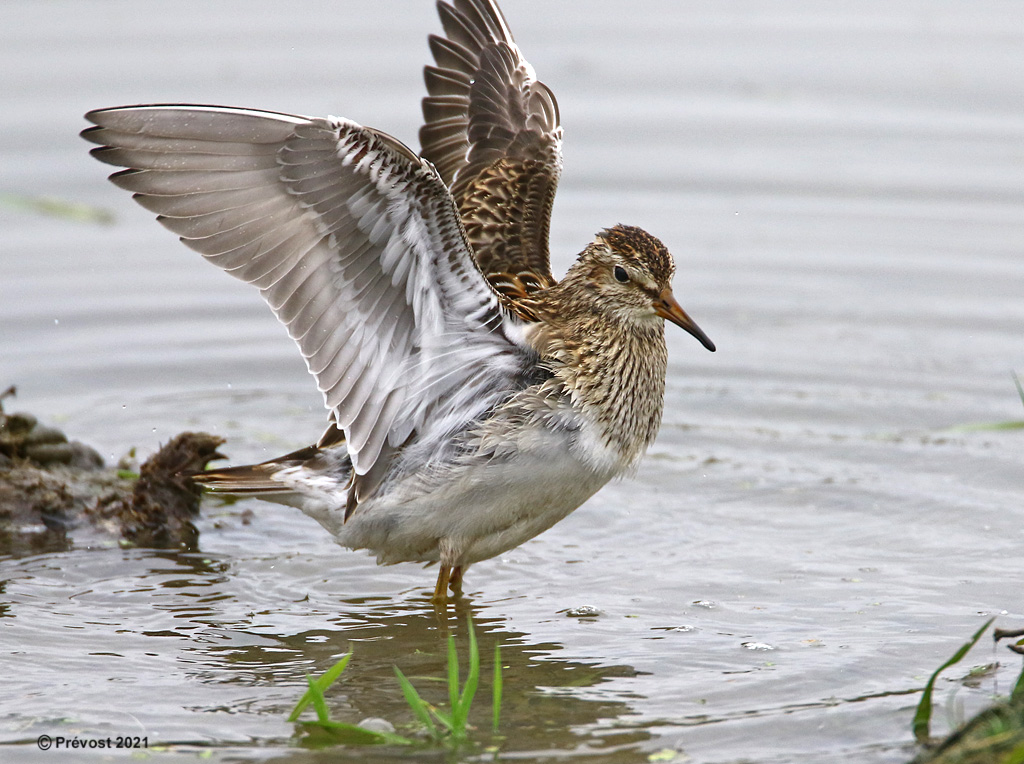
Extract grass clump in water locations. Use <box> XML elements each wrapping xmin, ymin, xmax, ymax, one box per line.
<box><xmin>911</xmin><ymin>620</ymin><xmax>1024</xmax><ymax>764</ymax></box>
<box><xmin>288</xmin><ymin>618</ymin><xmax>502</xmax><ymax>750</ymax></box>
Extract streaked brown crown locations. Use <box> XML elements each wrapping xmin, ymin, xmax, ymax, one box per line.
<box><xmin>596</xmin><ymin>224</ymin><xmax>675</xmax><ymax>283</ymax></box>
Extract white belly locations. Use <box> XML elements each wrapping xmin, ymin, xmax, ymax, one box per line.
<box><xmin>330</xmin><ymin>427</ymin><xmax>617</xmax><ymax>566</ymax></box>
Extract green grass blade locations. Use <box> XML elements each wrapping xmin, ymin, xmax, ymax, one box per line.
<box><xmin>952</xmin><ymin>421</ymin><xmax>1024</xmax><ymax>432</ymax></box>
<box><xmin>288</xmin><ymin>653</ymin><xmax>352</xmax><ymax>722</ymax></box>
<box><xmin>0</xmin><ymin>193</ymin><xmax>115</xmax><ymax>225</ymax></box>
<box><xmin>912</xmin><ymin>617</ymin><xmax>995</xmax><ymax>744</ymax></box>
<box><xmin>949</xmin><ymin>374</ymin><xmax>1024</xmax><ymax>431</ymax></box>
<box><xmin>492</xmin><ymin>642</ymin><xmax>503</xmax><ymax>733</ymax></box>
<box><xmin>1005</xmin><ymin>740</ymin><xmax>1024</xmax><ymax>764</ymax></box>
<box><xmin>308</xmin><ymin>675</ymin><xmax>331</xmax><ymax>723</ymax></box>
<box><xmin>447</xmin><ymin>632</ymin><xmax>460</xmax><ymax>717</ymax></box>
<box><xmin>394</xmin><ymin>666</ymin><xmax>439</xmax><ymax>739</ymax></box>
<box><xmin>1011</xmin><ymin>657</ymin><xmax>1024</xmax><ymax>705</ymax></box>
<box><xmin>454</xmin><ymin>619</ymin><xmax>480</xmax><ymax>737</ymax></box>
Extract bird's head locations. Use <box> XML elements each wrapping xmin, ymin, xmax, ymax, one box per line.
<box><xmin>569</xmin><ymin>224</ymin><xmax>715</xmax><ymax>352</ymax></box>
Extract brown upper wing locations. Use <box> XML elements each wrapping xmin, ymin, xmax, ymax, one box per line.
<box><xmin>420</xmin><ymin>0</ymin><xmax>562</xmax><ymax>297</ymax></box>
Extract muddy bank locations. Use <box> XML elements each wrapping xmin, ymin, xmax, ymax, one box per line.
<box><xmin>0</xmin><ymin>387</ymin><xmax>225</xmax><ymax>556</ymax></box>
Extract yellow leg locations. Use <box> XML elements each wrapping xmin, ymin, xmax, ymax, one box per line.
<box><xmin>432</xmin><ymin>565</ymin><xmax>452</xmax><ymax>605</ymax></box>
<box><xmin>449</xmin><ymin>565</ymin><xmax>464</xmax><ymax>597</ymax></box>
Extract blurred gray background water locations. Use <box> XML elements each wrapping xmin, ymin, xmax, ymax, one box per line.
<box><xmin>2</xmin><ymin>1</ymin><xmax>1023</xmax><ymax>762</ymax></box>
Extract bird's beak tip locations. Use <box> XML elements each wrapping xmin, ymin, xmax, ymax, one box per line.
<box><xmin>655</xmin><ymin>289</ymin><xmax>715</xmax><ymax>352</ymax></box>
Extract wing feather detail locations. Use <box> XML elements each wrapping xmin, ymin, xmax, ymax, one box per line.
<box><xmin>83</xmin><ymin>104</ymin><xmax>535</xmax><ymax>494</ymax></box>
<box><xmin>421</xmin><ymin>0</ymin><xmax>563</xmax><ymax>294</ymax></box>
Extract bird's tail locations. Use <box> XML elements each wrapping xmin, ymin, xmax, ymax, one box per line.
<box><xmin>189</xmin><ymin>444</ymin><xmax>322</xmax><ymax>496</ymax></box>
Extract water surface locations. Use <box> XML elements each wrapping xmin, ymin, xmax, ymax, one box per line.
<box><xmin>2</xmin><ymin>1</ymin><xmax>1023</xmax><ymax>762</ymax></box>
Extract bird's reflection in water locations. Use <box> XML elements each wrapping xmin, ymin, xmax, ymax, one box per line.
<box><xmin>176</xmin><ymin>573</ymin><xmax>650</xmax><ymax>757</ymax></box>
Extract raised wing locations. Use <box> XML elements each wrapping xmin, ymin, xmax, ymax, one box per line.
<box><xmin>83</xmin><ymin>105</ymin><xmax>534</xmax><ymax>501</ymax></box>
<box><xmin>421</xmin><ymin>0</ymin><xmax>563</xmax><ymax>296</ymax></box>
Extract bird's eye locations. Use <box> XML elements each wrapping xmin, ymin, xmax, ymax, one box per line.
<box><xmin>613</xmin><ymin>266</ymin><xmax>629</xmax><ymax>283</ymax></box>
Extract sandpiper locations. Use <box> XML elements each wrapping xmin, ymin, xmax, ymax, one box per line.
<box><xmin>82</xmin><ymin>0</ymin><xmax>715</xmax><ymax>603</ymax></box>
